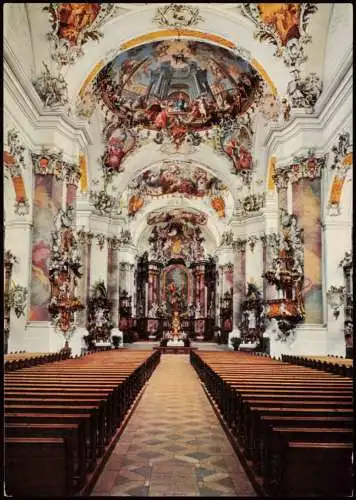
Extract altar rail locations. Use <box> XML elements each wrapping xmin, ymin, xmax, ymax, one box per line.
<box><xmin>153</xmin><ymin>347</ymin><xmax>198</xmax><ymax>355</ymax></box>
<box><xmin>281</xmin><ymin>355</ymin><xmax>353</xmax><ymax>378</ymax></box>
<box><xmin>135</xmin><ymin>317</ymin><xmax>215</xmax><ymax>340</ymax></box>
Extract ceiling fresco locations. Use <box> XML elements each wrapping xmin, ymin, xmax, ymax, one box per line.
<box><xmin>239</xmin><ymin>3</ymin><xmax>318</xmax><ymax>70</ymax></box>
<box><xmin>100</xmin><ymin>126</ymin><xmax>138</xmax><ymax>180</ymax></box>
<box><xmin>91</xmin><ymin>39</ymin><xmax>264</xmax><ymax>147</ymax></box>
<box><xmin>43</xmin><ymin>3</ymin><xmax>117</xmax><ymax>66</ymax></box>
<box><xmin>127</xmin><ymin>162</ymin><xmax>231</xmax><ymax>219</ymax></box>
<box><xmin>147</xmin><ymin>208</ymin><xmax>207</xmax><ymax>226</ymax></box>
<box><xmin>258</xmin><ymin>4</ymin><xmax>301</xmax><ymax>46</ymax></box>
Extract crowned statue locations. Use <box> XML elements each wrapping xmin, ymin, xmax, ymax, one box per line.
<box><xmin>166</xmin><ymin>310</ymin><xmax>185</xmax><ymax>345</ymax></box>
<box><xmin>171</xmin><ymin>311</ymin><xmax>182</xmax><ymax>340</ymax></box>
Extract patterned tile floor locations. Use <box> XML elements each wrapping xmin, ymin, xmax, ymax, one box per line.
<box><xmin>91</xmin><ymin>355</ymin><xmax>256</xmax><ymax>497</ymax></box>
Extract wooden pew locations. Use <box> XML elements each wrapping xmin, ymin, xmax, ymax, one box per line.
<box><xmin>266</xmin><ymin>441</ymin><xmax>353</xmax><ymax>497</ymax></box>
<box><xmin>6</xmin><ymin>422</ymin><xmax>86</xmax><ymax>490</ymax></box>
<box><xmin>5</xmin><ymin>437</ymin><xmax>72</xmax><ymax>497</ymax></box>
<box><xmin>282</xmin><ymin>354</ymin><xmax>353</xmax><ymax>378</ymax></box>
<box><xmin>4</xmin><ymin>351</ymin><xmax>71</xmax><ymax>371</ymax></box>
<box><xmin>190</xmin><ymin>350</ymin><xmax>353</xmax><ymax>497</ymax></box>
<box><xmin>4</xmin><ymin>350</ymin><xmax>161</xmax><ymax>497</ymax></box>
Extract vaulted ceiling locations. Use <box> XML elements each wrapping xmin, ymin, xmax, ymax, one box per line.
<box><xmin>4</xmin><ymin>3</ymin><xmax>353</xmax><ymax>252</ymax></box>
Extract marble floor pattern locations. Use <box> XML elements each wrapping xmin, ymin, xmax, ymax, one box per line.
<box><xmin>91</xmin><ymin>355</ymin><xmax>256</xmax><ymax>497</ymax></box>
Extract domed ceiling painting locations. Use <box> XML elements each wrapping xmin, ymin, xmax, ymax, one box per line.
<box><xmin>127</xmin><ymin>161</ymin><xmax>232</xmax><ymax>219</ymax></box>
<box><xmin>93</xmin><ymin>39</ymin><xmax>264</xmax><ymax>147</ymax></box>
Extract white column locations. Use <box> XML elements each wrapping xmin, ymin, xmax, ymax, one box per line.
<box><xmin>246</xmin><ymin>237</ymin><xmax>263</xmax><ymax>290</ymax></box>
<box><xmin>90</xmin><ymin>234</ymin><xmax>108</xmax><ymax>286</ymax></box>
<box><xmin>323</xmin><ymin>219</ymin><xmax>352</xmax><ymax>355</ymax></box>
<box><xmin>5</xmin><ymin>219</ymin><xmax>33</xmax><ymax>352</ymax></box>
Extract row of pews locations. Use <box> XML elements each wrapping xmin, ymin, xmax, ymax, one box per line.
<box><xmin>5</xmin><ymin>351</ymin><xmax>72</xmax><ymax>372</ymax></box>
<box><xmin>5</xmin><ymin>349</ymin><xmax>161</xmax><ymax>497</ymax></box>
<box><xmin>282</xmin><ymin>354</ymin><xmax>353</xmax><ymax>378</ymax></box>
<box><xmin>191</xmin><ymin>350</ymin><xmax>353</xmax><ymax>497</ymax></box>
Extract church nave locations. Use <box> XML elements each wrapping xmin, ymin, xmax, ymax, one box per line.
<box><xmin>91</xmin><ymin>355</ymin><xmax>256</xmax><ymax>497</ymax></box>
<box><xmin>4</xmin><ymin>3</ymin><xmax>353</xmax><ymax>498</ymax></box>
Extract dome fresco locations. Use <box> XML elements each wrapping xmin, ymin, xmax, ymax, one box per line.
<box><xmin>126</xmin><ymin>161</ymin><xmax>232</xmax><ymax>219</ymax></box>
<box><xmin>93</xmin><ymin>39</ymin><xmax>264</xmax><ymax>139</ymax></box>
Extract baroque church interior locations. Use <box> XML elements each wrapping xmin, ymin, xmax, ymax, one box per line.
<box><xmin>4</xmin><ymin>3</ymin><xmax>354</xmax><ymax>498</ymax></box>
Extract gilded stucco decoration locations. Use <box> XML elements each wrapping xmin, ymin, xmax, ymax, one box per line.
<box><xmin>4</xmin><ymin>130</ymin><xmax>30</xmax><ymax>216</ymax></box>
<box><xmin>95</xmin><ymin>233</ymin><xmax>106</xmax><ymax>251</ymax></box>
<box><xmin>148</xmin><ymin>219</ymin><xmax>205</xmax><ymax>264</ymax></box>
<box><xmin>119</xmin><ymin>229</ymin><xmax>133</xmax><ymax>246</ymax></box>
<box><xmin>330</xmin><ymin>133</ymin><xmax>352</xmax><ymax>172</ymax></box>
<box><xmin>43</xmin><ymin>3</ymin><xmax>117</xmax><ymax>67</ymax></box>
<box><xmin>48</xmin><ymin>207</ymin><xmax>84</xmax><ymax>338</ymax></box>
<box><xmin>263</xmin><ymin>210</ymin><xmax>305</xmax><ymax>335</ymax></box>
<box><xmin>247</xmin><ymin>235</ymin><xmax>259</xmax><ymax>252</ymax></box>
<box><xmin>220</xmin><ymin>230</ymin><xmax>234</xmax><ymax>248</ymax></box>
<box><xmin>31</xmin><ymin>147</ymin><xmax>81</xmax><ymax>185</ymax></box>
<box><xmin>327</xmin><ymin>133</ymin><xmax>352</xmax><ymax>216</ymax></box>
<box><xmin>273</xmin><ymin>150</ymin><xmax>327</xmax><ymax>187</ymax></box>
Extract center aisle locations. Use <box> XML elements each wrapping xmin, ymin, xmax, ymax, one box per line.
<box><xmin>92</xmin><ymin>354</ymin><xmax>256</xmax><ymax>497</ymax></box>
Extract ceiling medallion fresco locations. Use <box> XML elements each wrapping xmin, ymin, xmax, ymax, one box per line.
<box><xmin>215</xmin><ymin>122</ymin><xmax>254</xmax><ymax>184</ymax></box>
<box><xmin>100</xmin><ymin>127</ymin><xmax>138</xmax><ymax>182</ymax></box>
<box><xmin>240</xmin><ymin>3</ymin><xmax>318</xmax><ymax>70</ymax></box>
<box><xmin>127</xmin><ymin>162</ymin><xmax>230</xmax><ymax>219</ymax></box>
<box><xmin>92</xmin><ymin>39</ymin><xmax>264</xmax><ymax>152</ymax></box>
<box><xmin>153</xmin><ymin>4</ymin><xmax>204</xmax><ymax>29</ymax></box>
<box><xmin>43</xmin><ymin>3</ymin><xmax>117</xmax><ymax>67</ymax></box>
<box><xmin>147</xmin><ymin>208</ymin><xmax>207</xmax><ymax>226</ymax></box>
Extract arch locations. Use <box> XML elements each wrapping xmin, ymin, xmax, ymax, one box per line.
<box><xmin>132</xmin><ymin>197</ymin><xmax>223</xmax><ymax>251</ymax></box>
<box><xmin>100</xmin><ymin>141</ymin><xmax>243</xmax><ymax>204</ymax></box>
<box><xmin>65</xmin><ymin>5</ymin><xmax>288</xmax><ymax>102</ymax></box>
<box><xmin>77</xmin><ymin>28</ymin><xmax>278</xmax><ymax>100</ymax></box>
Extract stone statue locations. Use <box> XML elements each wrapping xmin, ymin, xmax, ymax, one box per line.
<box><xmin>248</xmin><ymin>310</ymin><xmax>256</xmax><ymax>329</ymax></box>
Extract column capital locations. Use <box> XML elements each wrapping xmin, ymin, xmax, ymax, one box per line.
<box><xmin>107</xmin><ymin>235</ymin><xmax>120</xmax><ymax>250</ymax></box>
<box><xmin>233</xmin><ymin>238</ymin><xmax>247</xmax><ymax>252</ymax></box>
<box><xmin>76</xmin><ymin>227</ymin><xmax>94</xmax><ymax>245</ymax></box>
<box><xmin>95</xmin><ymin>233</ymin><xmax>106</xmax><ymax>251</ymax></box>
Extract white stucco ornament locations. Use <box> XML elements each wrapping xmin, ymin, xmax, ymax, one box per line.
<box><xmin>153</xmin><ymin>4</ymin><xmax>204</xmax><ymax>29</ymax></box>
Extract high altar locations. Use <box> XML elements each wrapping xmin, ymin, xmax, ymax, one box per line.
<box><xmin>166</xmin><ymin>311</ymin><xmax>185</xmax><ymax>345</ymax></box>
<box><xmin>134</xmin><ymin>254</ymin><xmax>218</xmax><ymax>340</ymax></box>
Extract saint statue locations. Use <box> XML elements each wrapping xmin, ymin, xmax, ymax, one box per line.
<box><xmin>171</xmin><ymin>310</ymin><xmax>181</xmax><ymax>340</ymax></box>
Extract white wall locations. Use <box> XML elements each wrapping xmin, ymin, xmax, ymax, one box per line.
<box><xmin>4</xmin><ymin>4</ymin><xmax>353</xmax><ymax>355</ymax></box>
<box><xmin>4</xmin><ymin>4</ymin><xmax>35</xmax><ymax>80</ymax></box>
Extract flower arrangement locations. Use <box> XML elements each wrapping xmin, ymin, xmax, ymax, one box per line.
<box><xmin>230</xmin><ymin>337</ymin><xmax>242</xmax><ymax>351</ymax></box>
